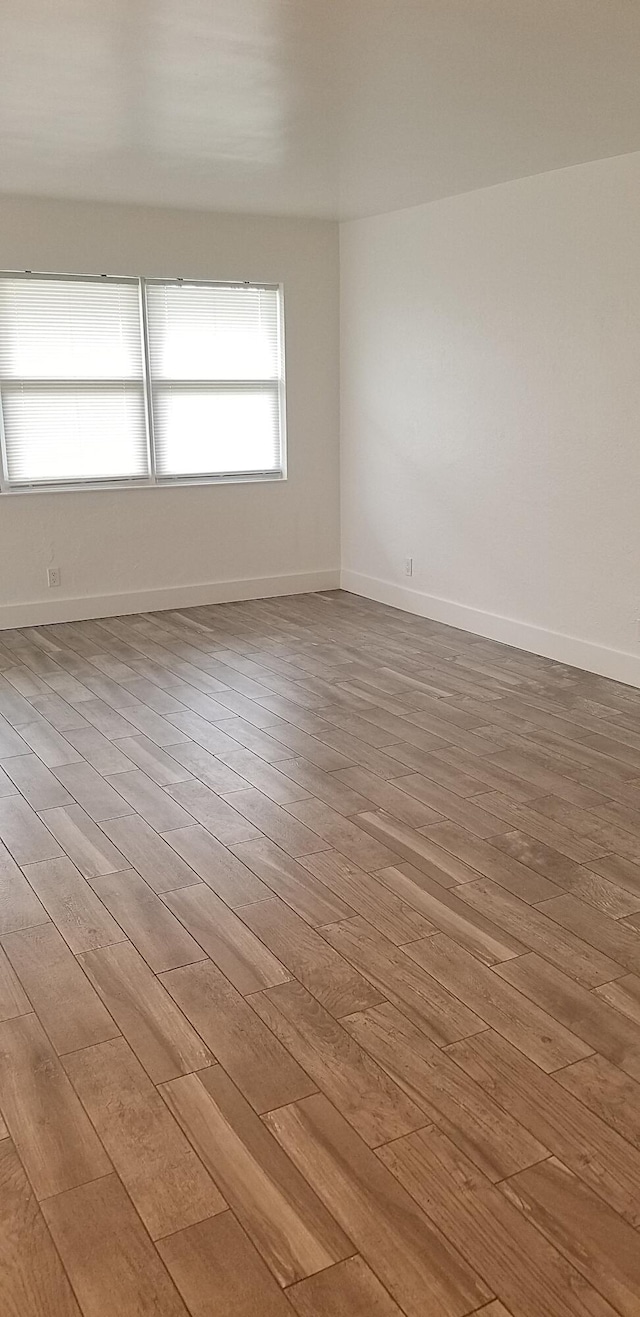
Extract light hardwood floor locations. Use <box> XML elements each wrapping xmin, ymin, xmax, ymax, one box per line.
<box><xmin>1</xmin><ymin>589</ymin><xmax>640</xmax><ymax>1316</ymax></box>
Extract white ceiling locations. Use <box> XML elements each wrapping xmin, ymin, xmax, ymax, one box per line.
<box><xmin>3</xmin><ymin>0</ymin><xmax>640</xmax><ymax>220</ymax></box>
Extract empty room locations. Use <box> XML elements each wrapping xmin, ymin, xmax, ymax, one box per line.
<box><xmin>2</xmin><ymin>2</ymin><xmax>640</xmax><ymax>1314</ymax></box>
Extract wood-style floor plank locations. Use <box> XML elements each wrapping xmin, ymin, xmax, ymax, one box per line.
<box><xmin>92</xmin><ymin>869</ymin><xmax>205</xmax><ymax>971</ymax></box>
<box><xmin>494</xmin><ymin>951</ymin><xmax>640</xmax><ymax>1080</ymax></box>
<box><xmin>0</xmin><ymin>677</ymin><xmax>40</xmax><ymax>726</ymax></box>
<box><xmin>456</xmin><ymin>880</ymin><xmax>625</xmax><ymax>985</ymax></box>
<box><xmin>17</xmin><ymin>718</ymin><xmax>82</xmax><ymax>768</ymax></box>
<box><xmin>430</xmin><ymin>744</ymin><xmax>537</xmax><ymax>801</ymax></box>
<box><xmin>555</xmin><ymin>1053</ymin><xmax>640</xmax><ymax>1149</ymax></box>
<box><xmin>2</xmin><ymin>754</ymin><xmax>73</xmax><ymax>810</ymax></box>
<box><xmin>0</xmin><ymin>837</ymin><xmax>48</xmax><ymax>933</ymax></box>
<box><xmin>0</xmin><ymin>941</ymin><xmax>31</xmax><ymax>1021</ymax></box>
<box><xmin>387</xmin><ymin>773</ymin><xmax>506</xmax><ymax>837</ymax></box>
<box><xmin>99</xmin><ymin>812</ymin><xmax>202</xmax><ymax>893</ymax></box>
<box><xmin>406</xmin><ymin>932</ymin><xmax>592</xmax><ymax>1069</ymax></box>
<box><xmin>279</xmin><ymin>756</ymin><xmax>373</xmax><ymax>815</ymax></box>
<box><xmin>0</xmin><ymin>1013</ymin><xmax>111</xmax><ymax>1199</ymax></box>
<box><xmin>224</xmin><ymin>747</ymin><xmax>314</xmax><ymax>804</ymax></box>
<box><xmin>0</xmin><ymin>1139</ymin><xmax>81</xmax><ymax>1316</ymax></box>
<box><xmin>238</xmin><ymin>898</ymin><xmax>384</xmax><ymax>1014</ymax></box>
<box><xmin>233</xmin><ymin>835</ymin><xmax>356</xmax><ymax>925</ymax></box>
<box><xmin>110</xmin><ymin>734</ymin><xmax>192</xmax><ymax>786</ymax></box>
<box><xmin>324</xmin><ymin>916</ymin><xmax>487</xmax><ymax>1042</ymax></box>
<box><xmin>374</xmin><ymin>863</ymin><xmax>526</xmax><ymax>965</ymax></box>
<box><xmin>22</xmin><ymin>856</ymin><xmax>125</xmax><ymax>953</ymax></box>
<box><xmin>471</xmin><ymin>792</ymin><xmax>608</xmax><ymax>864</ymax></box>
<box><xmin>251</xmin><ymin>979</ymin><xmax>425</xmax><ymax>1145</ymax></box>
<box><xmin>53</xmin><ymin>761</ymin><xmax>134</xmax><ymax>822</ymax></box>
<box><xmin>161</xmin><ymin>958</ymin><xmax>317</xmax><ymax>1111</ymax></box>
<box><xmin>475</xmin><ymin>1304</ymin><xmax>515</xmax><ymax>1317</ymax></box>
<box><xmin>0</xmin><ymin>763</ymin><xmax>18</xmax><ymax>797</ymax></box>
<box><xmin>2</xmin><ymin>922</ymin><xmax>119</xmax><ymax>1054</ymax></box>
<box><xmin>157</xmin><ymin>1212</ymin><xmax>294</xmax><ymax>1317</ymax></box>
<box><xmin>163</xmin><ymin>884</ymin><xmax>290</xmax><ymax>992</ymax></box>
<box><xmin>78</xmin><ymin>940</ymin><xmax>213</xmax><ymax>1082</ymax></box>
<box><xmin>300</xmin><ymin>848</ymin><xmax>436</xmax><ymax>944</ymax></box>
<box><xmin>288</xmin><ymin>1255</ymin><xmax>405</xmax><ymax>1316</ymax></box>
<box><xmin>536</xmin><ymin>891</ymin><xmax>640</xmax><ymax>974</ymax></box>
<box><xmin>120</xmin><ymin>701</ymin><xmax>193</xmax><ymax>747</ymax></box>
<box><xmin>171</xmin><ymin>710</ymin><xmax>271</xmax><ymax>758</ymax></box>
<box><xmin>167</xmin><ymin>739</ymin><xmax>254</xmax><ymax>794</ymax></box>
<box><xmin>161</xmin><ymin>1068</ymin><xmax>353</xmax><ymax>1287</ymax></box>
<box><xmin>42</xmin><ymin>1174</ymin><xmax>190</xmax><ymax>1317</ymax></box>
<box><xmin>586</xmin><ymin>852</ymin><xmax>640</xmax><ymax>901</ymax></box>
<box><xmin>339</xmin><ymin>766</ymin><xmax>445</xmax><ymax>827</ymax></box>
<box><xmin>422</xmin><ymin>821</ymin><xmax>563</xmax><ymax>902</ymax></box>
<box><xmin>39</xmin><ymin>803</ymin><xmax>129</xmax><ymax>879</ymax></box>
<box><xmin>503</xmin><ymin>1155</ymin><xmax>640</xmax><ymax>1317</ymax></box>
<box><xmin>595</xmin><ymin>973</ymin><xmax>640</xmax><ymax>1025</ymax></box>
<box><xmin>447</xmin><ymin>1028</ymin><xmax>640</xmax><ymax>1225</ymax></box>
<box><xmin>489</xmin><ymin>828</ymin><xmax>600</xmax><ymax>887</ymax></box>
<box><xmin>64</xmin><ymin>725</ymin><xmax>135</xmax><ymax>775</ymax></box>
<box><xmin>343</xmin><ymin>1000</ymin><xmax>547</xmax><ymax>1181</ymax></box>
<box><xmin>161</xmin><ymin>822</ymin><xmax>269</xmax><ymax>904</ymax></box>
<box><xmin>266</xmin><ymin>1092</ymin><xmax>493</xmax><ymax>1317</ymax></box>
<box><xmin>533</xmin><ymin>795</ymin><xmax>640</xmax><ymax>862</ymax></box>
<box><xmin>256</xmin><ymin>714</ymin><xmax>357</xmax><ymax>768</ymax></box>
<box><xmin>0</xmin><ymin>712</ymin><xmax>30</xmax><ymax>757</ymax></box>
<box><xmin>105</xmin><ymin>768</ymin><xmax>194</xmax><ymax>830</ymax></box>
<box><xmin>0</xmin><ymin>794</ymin><xmax>63</xmax><ymax>864</ymax></box>
<box><xmin>377</xmin><ymin>1125</ymin><xmax>619</xmax><ymax>1317</ymax></box>
<box><xmin>64</xmin><ymin>1036</ymin><xmax>225</xmax><ymax>1238</ymax></box>
<box><xmin>288</xmin><ymin>799</ymin><xmax>398</xmax><ymax>869</ymax></box>
<box><xmin>166</xmin><ymin>777</ymin><xmax>262</xmax><ymax>843</ymax></box>
<box><xmin>223</xmin><ymin>786</ymin><xmax>329</xmax><ymax>857</ymax></box>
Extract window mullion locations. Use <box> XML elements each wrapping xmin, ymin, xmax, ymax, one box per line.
<box><xmin>139</xmin><ymin>278</ymin><xmax>157</xmax><ymax>485</ymax></box>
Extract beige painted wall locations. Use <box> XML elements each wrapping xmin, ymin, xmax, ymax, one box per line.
<box><xmin>340</xmin><ymin>150</ymin><xmax>640</xmax><ymax>685</ymax></box>
<box><xmin>0</xmin><ymin>194</ymin><xmax>340</xmax><ymax>624</ymax></box>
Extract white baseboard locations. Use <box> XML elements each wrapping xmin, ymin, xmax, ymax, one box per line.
<box><xmin>0</xmin><ymin>569</ymin><xmax>341</xmax><ymax>630</ymax></box>
<box><xmin>6</xmin><ymin>564</ymin><xmax>639</xmax><ymax>690</ymax></box>
<box><xmin>341</xmin><ymin>570</ymin><xmax>640</xmax><ymax>689</ymax></box>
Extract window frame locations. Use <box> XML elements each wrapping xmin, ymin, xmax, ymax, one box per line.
<box><xmin>0</xmin><ymin>271</ymin><xmax>287</xmax><ymax>495</ymax></box>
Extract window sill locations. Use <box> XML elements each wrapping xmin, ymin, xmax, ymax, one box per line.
<box><xmin>0</xmin><ymin>471</ymin><xmax>287</xmax><ymax>496</ymax></box>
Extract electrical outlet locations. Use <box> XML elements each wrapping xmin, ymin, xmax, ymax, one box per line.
<box><xmin>404</xmin><ymin>557</ymin><xmax>413</xmax><ymax>577</ymax></box>
<box><xmin>47</xmin><ymin>567</ymin><xmax>61</xmax><ymax>588</ymax></box>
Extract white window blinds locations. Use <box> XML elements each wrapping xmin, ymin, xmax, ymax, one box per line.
<box><xmin>0</xmin><ymin>274</ymin><xmax>148</xmax><ymax>486</ymax></box>
<box><xmin>0</xmin><ymin>273</ymin><xmax>286</xmax><ymax>490</ymax></box>
<box><xmin>144</xmin><ymin>281</ymin><xmax>284</xmax><ymax>479</ymax></box>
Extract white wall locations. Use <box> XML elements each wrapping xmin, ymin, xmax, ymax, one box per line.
<box><xmin>0</xmin><ymin>195</ymin><xmax>340</xmax><ymax>625</ymax></box>
<box><xmin>340</xmin><ymin>151</ymin><xmax>640</xmax><ymax>686</ymax></box>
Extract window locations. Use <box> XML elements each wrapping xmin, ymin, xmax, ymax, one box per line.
<box><xmin>145</xmin><ymin>282</ymin><xmax>283</xmax><ymax>481</ymax></box>
<box><xmin>0</xmin><ymin>272</ymin><xmax>285</xmax><ymax>491</ymax></box>
<box><xmin>0</xmin><ymin>275</ymin><xmax>147</xmax><ymax>487</ymax></box>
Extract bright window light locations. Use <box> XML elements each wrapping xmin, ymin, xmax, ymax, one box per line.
<box><xmin>0</xmin><ymin>273</ymin><xmax>286</xmax><ymax>491</ymax></box>
<box><xmin>145</xmin><ymin>281</ymin><xmax>283</xmax><ymax>480</ymax></box>
<box><xmin>0</xmin><ymin>275</ymin><xmax>148</xmax><ymax>486</ymax></box>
